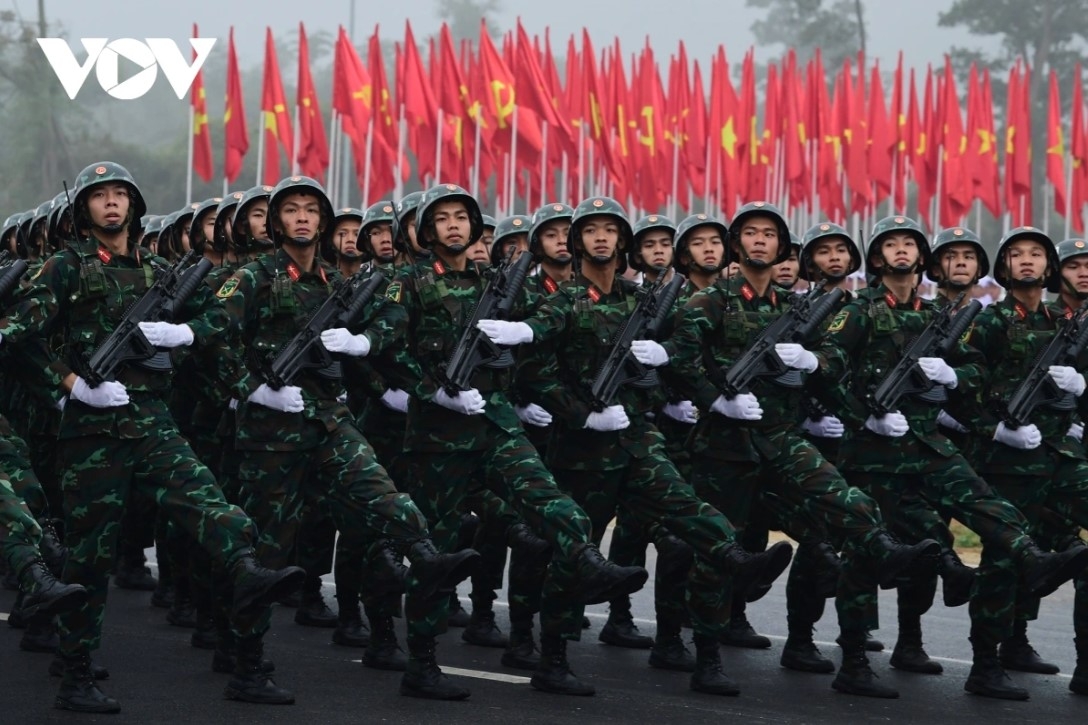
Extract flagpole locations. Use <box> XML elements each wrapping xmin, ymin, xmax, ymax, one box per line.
<box><xmin>291</xmin><ymin>105</ymin><xmax>301</xmax><ymax>176</ymax></box>
<box><xmin>255</xmin><ymin>110</ymin><xmax>266</xmax><ymax>186</ymax></box>
<box><xmin>670</xmin><ymin>123</ymin><xmax>680</xmax><ymax>218</ymax></box>
<box><xmin>186</xmin><ymin>104</ymin><xmax>195</xmax><ymax>204</ymax></box>
<box><xmin>560</xmin><ymin>151</ymin><xmax>569</xmax><ymax>205</ymax></box>
<box><xmin>540</xmin><ymin>122</ymin><xmax>549</xmax><ymax>209</ymax></box>
<box><xmin>435</xmin><ymin>108</ymin><xmax>444</xmax><ymax>182</ymax></box>
<box><xmin>340</xmin><ymin>115</ymin><xmax>353</xmax><ymax>207</ymax></box>
<box><xmin>362</xmin><ymin>116</ymin><xmax>374</xmax><ymax>206</ymax></box>
<box><xmin>577</xmin><ymin>123</ymin><xmax>586</xmax><ymax>200</ymax></box>
<box><xmin>975</xmin><ymin>199</ymin><xmax>982</xmax><ymax>233</ymax></box>
<box><xmin>326</xmin><ymin>111</ymin><xmax>339</xmax><ymax>201</ymax></box>
<box><xmin>395</xmin><ymin>103</ymin><xmax>407</xmax><ymax>199</ymax></box>
<box><xmin>471</xmin><ymin>115</ymin><xmax>482</xmax><ymax>198</ymax></box>
<box><xmin>932</xmin><ymin>142</ymin><xmax>943</xmax><ymax>232</ymax></box>
<box><xmin>809</xmin><ymin>139</ymin><xmax>818</xmax><ymax>225</ymax></box>
<box><xmin>510</xmin><ymin>106</ymin><xmax>519</xmax><ymax>214</ymax></box>
<box><xmin>888</xmin><ymin>154</ymin><xmax>897</xmax><ymax>216</ymax></box>
<box><xmin>704</xmin><ymin>144</ymin><xmax>712</xmax><ymax>214</ymax></box>
<box><xmin>1044</xmin><ymin>182</ymin><xmax>1051</xmax><ymax>235</ymax></box>
<box><xmin>1066</xmin><ymin>149</ymin><xmax>1075</xmax><ymax>239</ymax></box>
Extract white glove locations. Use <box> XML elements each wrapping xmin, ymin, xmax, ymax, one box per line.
<box><xmin>993</xmin><ymin>421</ymin><xmax>1042</xmax><ymax>450</ymax></box>
<box><xmin>918</xmin><ymin>357</ymin><xmax>958</xmax><ymax>388</ymax></box>
<box><xmin>320</xmin><ymin>327</ymin><xmax>371</xmax><ymax>357</ymax></box>
<box><xmin>476</xmin><ymin>319</ymin><xmax>534</xmax><ymax>346</ymax></box>
<box><xmin>70</xmin><ymin>377</ymin><xmax>129</xmax><ymax>408</ymax></box>
<box><xmin>433</xmin><ymin>387</ymin><xmax>486</xmax><ymax>415</ymax></box>
<box><xmin>710</xmin><ymin>393</ymin><xmax>763</xmax><ymax>421</ymax></box>
<box><xmin>584</xmin><ymin>404</ymin><xmax>630</xmax><ymax>431</ymax></box>
<box><xmin>336</xmin><ymin>391</ymin><xmax>348</xmax><ymax>403</ymax></box>
<box><xmin>138</xmin><ymin>321</ymin><xmax>194</xmax><ymax>348</ymax></box>
<box><xmin>55</xmin><ymin>397</ymin><xmax>67</xmax><ymax>412</ymax></box>
<box><xmin>937</xmin><ymin>409</ymin><xmax>968</xmax><ymax>433</ymax></box>
<box><xmin>515</xmin><ymin>402</ymin><xmax>553</xmax><ymax>427</ymax></box>
<box><xmin>248</xmin><ymin>383</ymin><xmax>304</xmax><ymax>413</ymax></box>
<box><xmin>774</xmin><ymin>343</ymin><xmax>819</xmax><ymax>373</ymax></box>
<box><xmin>229</xmin><ymin>398</ymin><xmax>238</xmax><ymax>410</ymax></box>
<box><xmin>631</xmin><ymin>339</ymin><xmax>669</xmax><ymax>367</ymax></box>
<box><xmin>801</xmin><ymin>415</ymin><xmax>845</xmax><ymax>438</ymax></box>
<box><xmin>662</xmin><ymin>400</ymin><xmax>698</xmax><ymax>424</ymax></box>
<box><xmin>864</xmin><ymin>412</ymin><xmax>910</xmax><ymax>437</ymax></box>
<box><xmin>1067</xmin><ymin>422</ymin><xmax>1084</xmax><ymax>440</ymax></box>
<box><xmin>380</xmin><ymin>388</ymin><xmax>410</xmax><ymax>413</ymax></box>
<box><xmin>1049</xmin><ymin>365</ymin><xmax>1087</xmax><ymax>397</ymax></box>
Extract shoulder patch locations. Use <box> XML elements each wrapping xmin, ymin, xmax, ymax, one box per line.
<box><xmin>827</xmin><ymin>310</ymin><xmax>849</xmax><ymax>332</ymax></box>
<box><xmin>216</xmin><ymin>278</ymin><xmax>239</xmax><ymax>299</ymax></box>
<box><xmin>385</xmin><ymin>282</ymin><xmax>402</xmax><ymax>303</ymax></box>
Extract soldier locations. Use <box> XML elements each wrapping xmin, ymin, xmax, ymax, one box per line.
<box><xmin>389</xmin><ymin>184</ymin><xmax>650</xmax><ymax>700</ymax></box>
<box><xmin>230</xmin><ymin>185</ymin><xmax>276</xmax><ymax>262</ymax></box>
<box><xmin>212</xmin><ymin>191</ymin><xmax>245</xmax><ymax>265</ymax></box>
<box><xmin>483</xmin><ymin>196</ymin><xmax>796</xmax><ymax>697</ymax></box>
<box><xmin>392</xmin><ymin>191</ymin><xmax>428</xmax><ymax>267</ymax></box>
<box><xmin>630</xmin><ymin>214</ymin><xmax>676</xmax><ymax>285</ymax></box>
<box><xmin>818</xmin><ymin>216</ymin><xmax>1088</xmax><ymax>700</ymax></box>
<box><xmin>959</xmin><ymin>226</ymin><xmax>1088</xmax><ymax>699</ymax></box>
<box><xmin>772</xmin><ymin>233</ymin><xmax>803</xmax><ymax>290</ymax></box>
<box><xmin>326</xmin><ymin>205</ymin><xmax>367</xmax><ymax>278</ymax></box>
<box><xmin>489</xmin><ymin>215</ymin><xmax>532</xmax><ymax>266</ymax></box>
<box><xmin>0</xmin><ymin>162</ymin><xmax>306</xmax><ymax>712</ymax></box>
<box><xmin>929</xmin><ymin>226</ymin><xmax>988</xmax><ymax>310</ymax></box>
<box><xmin>1</xmin><ymin>213</ymin><xmax>20</xmax><ymax>256</ymax></box>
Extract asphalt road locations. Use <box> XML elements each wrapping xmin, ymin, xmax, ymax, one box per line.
<box><xmin>1</xmin><ymin>545</ymin><xmax>1084</xmax><ymax>724</ymax></box>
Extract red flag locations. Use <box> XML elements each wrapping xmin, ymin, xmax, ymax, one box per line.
<box><xmin>190</xmin><ymin>23</ymin><xmax>213</xmax><ymax>183</ymax></box>
<box><xmin>890</xmin><ymin>53</ymin><xmax>908</xmax><ymax>209</ymax></box>
<box><xmin>437</xmin><ymin>23</ymin><xmax>471</xmax><ymax>186</ymax></box>
<box><xmin>515</xmin><ymin>21</ymin><xmax>567</xmax><ymax>135</ymax></box>
<box><xmin>939</xmin><ymin>55</ymin><xmax>970</xmax><ymax>226</ymax></box>
<box><xmin>609</xmin><ymin>39</ymin><xmax>635</xmax><ymax>204</ymax></box>
<box><xmin>223</xmin><ymin>27</ymin><xmax>249</xmax><ymax>184</ymax></box>
<box><xmin>635</xmin><ymin>40</ymin><xmax>667</xmax><ymax>210</ymax></box>
<box><xmin>867</xmin><ymin>61</ymin><xmax>892</xmax><ymax>202</ymax></box>
<box><xmin>842</xmin><ymin>58</ymin><xmax>871</xmax><ymax>214</ymax></box>
<box><xmin>1005</xmin><ymin>61</ymin><xmax>1033</xmax><ymax>225</ymax></box>
<box><xmin>915</xmin><ymin>65</ymin><xmax>936</xmax><ymax>226</ymax></box>
<box><xmin>780</xmin><ymin>51</ymin><xmax>807</xmax><ymax>206</ymax></box>
<box><xmin>1047</xmin><ymin>68</ymin><xmax>1067</xmax><ymax>216</ymax></box>
<box><xmin>965</xmin><ymin>64</ymin><xmax>1001</xmax><ymax>216</ymax></box>
<box><xmin>684</xmin><ymin>57</ymin><xmax>708</xmax><ymax>205</ymax></box>
<box><xmin>737</xmin><ymin>50</ymin><xmax>758</xmax><ymax>203</ymax></box>
<box><xmin>581</xmin><ymin>31</ymin><xmax>621</xmax><ymax>194</ymax></box>
<box><xmin>260</xmin><ymin>28</ymin><xmax>293</xmax><ymax>186</ymax></box>
<box><xmin>295</xmin><ymin>23</ymin><xmax>328</xmax><ymax>180</ymax></box>
<box><xmin>541</xmin><ymin>29</ymin><xmax>574</xmax><ymax>156</ymax></box>
<box><xmin>402</xmin><ymin>21</ymin><xmax>441</xmax><ymax>184</ymax></box>
<box><xmin>368</xmin><ymin>25</ymin><xmax>406</xmax><ymax>195</ymax></box>
<box><xmin>756</xmin><ymin>61</ymin><xmax>778</xmax><ymax>202</ymax></box>
<box><xmin>816</xmin><ymin>50</ymin><xmax>845</xmax><ymax>222</ymax></box>
<box><xmin>1072</xmin><ymin>63</ymin><xmax>1087</xmax><ymax>232</ymax></box>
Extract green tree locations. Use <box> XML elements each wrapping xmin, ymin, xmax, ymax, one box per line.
<box><xmin>436</xmin><ymin>0</ymin><xmax>502</xmax><ymax>43</ymax></box>
<box><xmin>746</xmin><ymin>0</ymin><xmax>866</xmax><ymax>70</ymax></box>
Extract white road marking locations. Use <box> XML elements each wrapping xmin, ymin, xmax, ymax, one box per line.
<box><xmin>0</xmin><ymin>612</ymin><xmax>7</xmax><ymax>621</ymax></box>
<box><xmin>348</xmin><ymin>660</ymin><xmax>531</xmax><ymax>685</ymax></box>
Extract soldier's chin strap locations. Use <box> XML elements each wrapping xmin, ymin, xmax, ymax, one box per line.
<box><xmin>1003</xmin><ymin>249</ymin><xmax>1048</xmax><ymax>290</ymax></box>
<box><xmin>1060</xmin><ymin>275</ymin><xmax>1088</xmax><ymax>300</ymax></box>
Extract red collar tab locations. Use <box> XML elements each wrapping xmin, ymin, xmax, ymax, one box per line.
<box><xmin>885</xmin><ymin>291</ymin><xmax>922</xmax><ymax>311</ymax></box>
<box><xmin>586</xmin><ymin>285</ymin><xmax>601</xmax><ymax>303</ymax></box>
<box><xmin>97</xmin><ymin>246</ymin><xmax>112</xmax><ymax>264</ymax></box>
<box><xmin>740</xmin><ymin>283</ymin><xmax>755</xmax><ymax>302</ymax></box>
<box><xmin>286</xmin><ymin>262</ymin><xmax>301</xmax><ymax>281</ymax></box>
<box><xmin>317</xmin><ymin>266</ymin><xmax>327</xmax><ymax>284</ymax></box>
<box><xmin>1013</xmin><ymin>301</ymin><xmax>1027</xmax><ymax>320</ymax></box>
<box><xmin>433</xmin><ymin>260</ymin><xmax>446</xmax><ymax>276</ymax></box>
<box><xmin>542</xmin><ymin>275</ymin><xmax>558</xmax><ymax>294</ymax></box>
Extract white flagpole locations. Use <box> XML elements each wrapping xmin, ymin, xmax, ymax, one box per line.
<box><xmin>435</xmin><ymin>108</ymin><xmax>445</xmax><ymax>182</ymax></box>
<box><xmin>510</xmin><ymin>107</ymin><xmax>520</xmax><ymax>214</ymax></box>
<box><xmin>186</xmin><ymin>104</ymin><xmax>195</xmax><ymax>204</ymax></box>
<box><xmin>471</xmin><ymin>116</ymin><xmax>482</xmax><ymax>198</ymax></box>
<box><xmin>291</xmin><ymin>105</ymin><xmax>301</xmax><ymax>176</ymax></box>
<box><xmin>395</xmin><ymin>103</ymin><xmax>407</xmax><ymax>199</ymax></box>
<box><xmin>540</xmin><ymin>122</ymin><xmax>549</xmax><ymax>209</ymax></box>
<box><xmin>362</xmin><ymin>116</ymin><xmax>375</xmax><ymax>206</ymax></box>
<box><xmin>255</xmin><ymin>110</ymin><xmax>266</xmax><ymax>186</ymax></box>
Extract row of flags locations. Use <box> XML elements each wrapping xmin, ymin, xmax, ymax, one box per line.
<box><xmin>186</xmin><ymin>20</ymin><xmax>1088</xmax><ymax>234</ymax></box>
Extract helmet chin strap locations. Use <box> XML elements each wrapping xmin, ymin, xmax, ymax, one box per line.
<box><xmin>287</xmin><ymin>236</ymin><xmax>315</xmax><ymax>247</ymax></box>
<box><xmin>546</xmin><ymin>252</ymin><xmax>572</xmax><ymax>266</ymax></box>
<box><xmin>442</xmin><ymin>242</ymin><xmax>468</xmax><ymax>255</ymax></box>
<box><xmin>1060</xmin><ymin>277</ymin><xmax>1088</xmax><ymax>300</ymax></box>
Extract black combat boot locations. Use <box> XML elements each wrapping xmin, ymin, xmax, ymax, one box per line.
<box><xmin>49</xmin><ymin>653</ymin><xmax>109</xmax><ymax>679</ymax></box>
<box><xmin>531</xmin><ymin>634</ymin><xmax>595</xmax><ymax>695</ymax></box>
<box><xmin>462</xmin><ymin>607</ymin><xmax>508</xmax><ymax>648</ymax></box>
<box><xmin>212</xmin><ymin>630</ymin><xmax>276</xmax><ymax>674</ymax></box>
<box><xmin>293</xmin><ymin>575</ymin><xmax>337</xmax><ymax>628</ymax></box>
<box><xmin>998</xmin><ymin>619</ymin><xmax>1059</xmax><ymax>674</ymax></box>
<box><xmin>229</xmin><ymin>552</ymin><xmax>306</xmax><ymax>616</ymax></box>
<box><xmin>54</xmin><ymin>652</ymin><xmax>121</xmax><ymax>713</ymax></box>
<box><xmin>1071</xmin><ymin>661</ymin><xmax>1088</xmax><ymax>695</ymax></box>
<box><xmin>649</xmin><ymin>614</ymin><xmax>695</xmax><ymax>672</ymax></box>
<box><xmin>20</xmin><ymin>614</ymin><xmax>59</xmax><ymax>652</ymax></box>
<box><xmin>332</xmin><ymin>595</ymin><xmax>369</xmax><ymax>648</ymax></box>
<box><xmin>863</xmin><ymin>531</ymin><xmax>940</xmax><ymax>589</ymax></box>
<box><xmin>113</xmin><ymin>552</ymin><xmax>156</xmax><ymax>591</ymax></box>
<box><xmin>406</xmin><ymin>539</ymin><xmax>481</xmax><ymax>601</ymax></box>
<box><xmin>507</xmin><ymin>521</ymin><xmax>551</xmax><ymax>556</ymax></box>
<box><xmin>570</xmin><ymin>544</ymin><xmax>648</xmax><ymax>605</ymax></box>
<box><xmin>367</xmin><ymin>540</ymin><xmax>408</xmax><ymax>596</ymax></box>
<box><xmin>805</xmin><ymin>541</ymin><xmax>843</xmax><ymax>599</ymax></box>
<box><xmin>223</xmin><ymin>637</ymin><xmax>294</xmax><ymax>704</ymax></box>
<box><xmin>502</xmin><ymin>610</ymin><xmax>539</xmax><ymax>670</ymax></box>
<box><xmin>690</xmin><ymin>633</ymin><xmax>740</xmax><ymax>695</ymax></box>
<box><xmin>1020</xmin><ymin>542</ymin><xmax>1088</xmax><ymax>598</ymax></box>
<box><xmin>400</xmin><ymin>635</ymin><xmax>471</xmax><ymax>700</ymax></box>
<box><xmin>598</xmin><ymin>603</ymin><xmax>652</xmax><ymax>649</ymax></box>
<box><xmin>889</xmin><ymin>617</ymin><xmax>943</xmax><ymax>674</ymax></box>
<box><xmin>865</xmin><ymin>632</ymin><xmax>885</xmax><ymax>652</ymax></box>
<box><xmin>720</xmin><ymin>609</ymin><xmax>771</xmax><ymax>649</ymax></box>
<box><xmin>447</xmin><ymin>592</ymin><xmax>471</xmax><ymax>627</ymax></box>
<box><xmin>965</xmin><ymin>642</ymin><xmax>1029</xmax><ymax>701</ymax></box>
<box><xmin>166</xmin><ymin>581</ymin><xmax>197</xmax><ymax>628</ymax></box>
<box><xmin>716</xmin><ymin>541</ymin><xmax>793</xmax><ymax>602</ymax></box>
<box><xmin>939</xmin><ymin>550</ymin><xmax>975</xmax><ymax>607</ymax></box>
<box><xmin>781</xmin><ymin>626</ymin><xmax>835</xmax><ymax>674</ymax></box>
<box><xmin>831</xmin><ymin>632</ymin><xmax>899</xmax><ymax>698</ymax></box>
<box><xmin>363</xmin><ymin>611</ymin><xmax>407</xmax><ymax>671</ymax></box>
<box><xmin>17</xmin><ymin>558</ymin><xmax>88</xmax><ymax>619</ymax></box>
<box><xmin>37</xmin><ymin>518</ymin><xmax>68</xmax><ymax>576</ymax></box>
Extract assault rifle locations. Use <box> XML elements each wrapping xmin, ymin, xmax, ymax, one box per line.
<box><xmin>866</xmin><ymin>292</ymin><xmax>982</xmax><ymax>416</ymax></box>
<box><xmin>588</xmin><ymin>272</ymin><xmax>684</xmax><ymax>409</ymax></box>
<box><xmin>0</xmin><ymin>251</ymin><xmax>28</xmax><ymax>301</ymax></box>
<box><xmin>712</xmin><ymin>285</ymin><xmax>844</xmax><ymax>397</ymax></box>
<box><xmin>1000</xmin><ymin>299</ymin><xmax>1088</xmax><ymax>428</ymax></box>
<box><xmin>440</xmin><ymin>251</ymin><xmax>533</xmax><ymax>394</ymax></box>
<box><xmin>262</xmin><ymin>270</ymin><xmax>386</xmax><ymax>390</ymax></box>
<box><xmin>80</xmin><ymin>251</ymin><xmax>213</xmax><ymax>385</ymax></box>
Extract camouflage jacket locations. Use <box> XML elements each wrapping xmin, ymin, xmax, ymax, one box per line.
<box><xmin>816</xmin><ymin>283</ymin><xmax>983</xmax><ymax>473</ymax></box>
<box><xmin>218</xmin><ymin>248</ymin><xmax>402</xmax><ymax>451</ymax></box>
<box><xmin>0</xmin><ymin>236</ymin><xmax>228</xmax><ymax>440</ymax></box>
<box><xmin>663</xmin><ymin>273</ymin><xmax>816</xmax><ymax>462</ymax></box>
<box><xmin>962</xmin><ymin>294</ymin><xmax>1088</xmax><ymax>474</ymax></box>
<box><xmin>389</xmin><ymin>258</ymin><xmax>529</xmax><ymax>453</ymax></box>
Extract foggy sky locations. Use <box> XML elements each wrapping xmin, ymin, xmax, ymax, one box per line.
<box><xmin>24</xmin><ymin>0</ymin><xmax>996</xmax><ymax>73</ymax></box>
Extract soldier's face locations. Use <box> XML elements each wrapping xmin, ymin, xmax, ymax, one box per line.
<box><xmin>876</xmin><ymin>233</ymin><xmax>919</xmax><ymax>270</ymax></box>
<box><xmin>738</xmin><ymin>215</ymin><xmax>780</xmax><ymax>264</ymax></box>
<box><xmin>811</xmin><ymin>238</ymin><xmax>851</xmax><ymax>278</ymax></box>
<box><xmin>367</xmin><ymin>222</ymin><xmax>394</xmax><ymax>259</ymax></box>
<box><xmin>334</xmin><ymin>220</ymin><xmax>362</xmax><ymax>256</ymax></box>
<box><xmin>579</xmin><ymin>215</ymin><xmax>621</xmax><ymax>259</ymax></box>
<box><xmin>938</xmin><ymin>244</ymin><xmax>979</xmax><ymax>286</ymax></box>
<box><xmin>179</xmin><ymin>225</ymin><xmax>191</xmax><ymax>253</ymax></box>
<box><xmin>499</xmin><ymin>233</ymin><xmax>529</xmax><ymax>262</ymax></box>
<box><xmin>248</xmin><ymin>201</ymin><xmax>268</xmax><ymax>240</ymax></box>
<box><xmin>639</xmin><ymin>231</ymin><xmax>673</xmax><ymax>270</ymax></box>
<box><xmin>539</xmin><ymin>221</ymin><xmax>571</xmax><ymax>261</ymax></box>
<box><xmin>1005</xmin><ymin>239</ymin><xmax>1048</xmax><ymax>282</ymax></box>
<box><xmin>481</xmin><ymin>229</ymin><xmax>495</xmax><ymax>247</ymax></box>
<box><xmin>277</xmin><ymin>193</ymin><xmax>323</xmax><ymax>241</ymax></box>
<box><xmin>773</xmin><ymin>249</ymin><xmax>800</xmax><ymax>286</ymax></box>
<box><xmin>200</xmin><ymin>212</ymin><xmax>215</xmax><ymax>246</ymax></box>
<box><xmin>1062</xmin><ymin>256</ymin><xmax>1088</xmax><ymax>294</ymax></box>
<box><xmin>431</xmin><ymin>201</ymin><xmax>471</xmax><ymax>248</ymax></box>
<box><xmin>86</xmin><ymin>182</ymin><xmax>131</xmax><ymax>229</ymax></box>
<box><xmin>684</xmin><ymin>226</ymin><xmax>724</xmax><ymax>270</ymax></box>
<box><xmin>467</xmin><ymin>238</ymin><xmax>491</xmax><ymax>264</ymax></box>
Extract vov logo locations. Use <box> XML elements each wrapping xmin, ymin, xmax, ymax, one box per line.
<box><xmin>37</xmin><ymin>38</ymin><xmax>217</xmax><ymax>100</ymax></box>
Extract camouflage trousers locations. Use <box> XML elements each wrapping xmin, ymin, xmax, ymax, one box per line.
<box><xmin>543</xmin><ymin>429</ymin><xmax>736</xmax><ymax>641</ymax></box>
<box><xmin>402</xmin><ymin>430</ymin><xmax>592</xmax><ymax>639</ymax></box>
<box><xmin>691</xmin><ymin>430</ymin><xmax>888</xmax><ymax>636</ymax></box>
<box><xmin>607</xmin><ymin>508</ymin><xmax>689</xmax><ymax>633</ymax></box>
<box><xmin>55</xmin><ymin>429</ymin><xmax>257</xmax><ymax>655</ymax></box>
<box><xmin>655</xmin><ymin>414</ymin><xmax>694</xmax><ymax>481</ymax></box>
<box><xmin>0</xmin><ymin>470</ymin><xmax>43</xmax><ymax>576</ymax></box>
<box><xmin>0</xmin><ymin>422</ymin><xmax>48</xmax><ymax>518</ymax></box>
<box><xmin>971</xmin><ymin>454</ymin><xmax>1088</xmax><ymax>648</ymax></box>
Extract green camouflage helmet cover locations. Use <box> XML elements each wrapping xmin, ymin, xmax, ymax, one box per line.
<box><xmin>1057</xmin><ymin>237</ymin><xmax>1088</xmax><ymax>265</ymax></box>
<box><xmin>993</xmin><ymin>225</ymin><xmax>1060</xmax><ymax>293</ymax></box>
<box><xmin>865</xmin><ymin>214</ymin><xmax>931</xmax><ymax>277</ymax></box>
<box><xmin>211</xmin><ymin>190</ymin><xmax>244</xmax><ymax>251</ymax></box>
<box><xmin>392</xmin><ymin>190</ymin><xmax>426</xmax><ymax>253</ymax></box>
<box><xmin>929</xmin><ymin>225</ymin><xmax>990</xmax><ymax>280</ymax></box>
<box><xmin>529</xmin><ymin>202</ymin><xmax>574</xmax><ymax>256</ymax></box>
<box><xmin>322</xmin><ymin>205</ymin><xmax>368</xmax><ymax>264</ymax></box>
<box><xmin>266</xmin><ymin>175</ymin><xmax>335</xmax><ymax>247</ymax></box>
<box><xmin>489</xmin><ymin>214</ymin><xmax>531</xmax><ymax>265</ymax></box>
<box><xmin>71</xmin><ymin>161</ymin><xmax>147</xmax><ymax>234</ymax></box>
<box><xmin>629</xmin><ymin>214</ymin><xmax>677</xmax><ymax>271</ymax></box>
<box><xmin>481</xmin><ymin>214</ymin><xmax>498</xmax><ymax>230</ymax></box>
<box><xmin>799</xmin><ymin>221</ymin><xmax>861</xmax><ymax>281</ymax></box>
<box><xmin>673</xmin><ymin>213</ymin><xmax>729</xmax><ymax>273</ymax></box>
<box><xmin>188</xmin><ymin>196</ymin><xmax>223</xmax><ymax>253</ymax></box>
<box><xmin>416</xmin><ymin>183</ymin><xmax>484</xmax><ymax>248</ymax></box>
<box><xmin>231</xmin><ymin>184</ymin><xmax>275</xmax><ymax>249</ymax></box>
<box><xmin>728</xmin><ymin>201</ymin><xmax>792</xmax><ymax>265</ymax></box>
